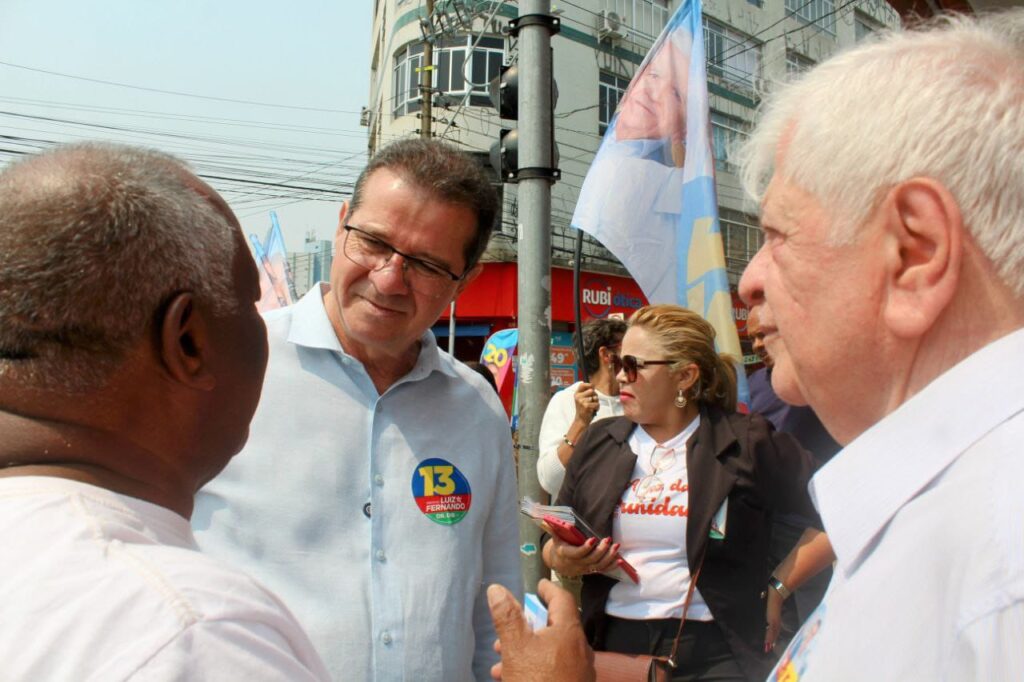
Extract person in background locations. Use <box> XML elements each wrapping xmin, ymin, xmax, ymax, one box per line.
<box><xmin>194</xmin><ymin>138</ymin><xmax>521</xmax><ymax>681</ymax></box>
<box><xmin>464</xmin><ymin>360</ymin><xmax>499</xmax><ymax>394</ymax></box>
<box><xmin>544</xmin><ymin>305</ymin><xmax>832</xmax><ymax>681</ymax></box>
<box><xmin>538</xmin><ymin>317</ymin><xmax>627</xmax><ymax>497</ymax></box>
<box><xmin>0</xmin><ymin>143</ymin><xmax>328</xmax><ymax>681</ymax></box>
<box><xmin>746</xmin><ymin>307</ymin><xmax>839</xmax><ymax>632</ymax></box>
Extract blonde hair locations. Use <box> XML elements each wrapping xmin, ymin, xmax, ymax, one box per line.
<box><xmin>628</xmin><ymin>305</ymin><xmax>737</xmax><ymax>411</ymax></box>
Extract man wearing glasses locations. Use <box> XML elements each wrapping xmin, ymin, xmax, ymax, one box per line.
<box><xmin>194</xmin><ymin>139</ymin><xmax>521</xmax><ymax>681</ymax></box>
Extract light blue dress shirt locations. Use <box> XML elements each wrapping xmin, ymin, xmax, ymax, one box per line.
<box><xmin>193</xmin><ymin>286</ymin><xmax>522</xmax><ymax>681</ymax></box>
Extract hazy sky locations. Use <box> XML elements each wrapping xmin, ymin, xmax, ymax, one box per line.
<box><xmin>0</xmin><ymin>0</ymin><xmax>374</xmax><ymax>248</ymax></box>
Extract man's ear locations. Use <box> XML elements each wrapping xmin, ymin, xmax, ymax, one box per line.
<box><xmin>453</xmin><ymin>263</ymin><xmax>483</xmax><ymax>298</ymax></box>
<box><xmin>881</xmin><ymin>178</ymin><xmax>962</xmax><ymax>339</ymax></box>
<box><xmin>336</xmin><ymin>201</ymin><xmax>350</xmax><ymax>238</ymax></box>
<box><xmin>158</xmin><ymin>292</ymin><xmax>216</xmax><ymax>391</ymax></box>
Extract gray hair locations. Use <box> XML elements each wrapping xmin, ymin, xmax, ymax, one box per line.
<box><xmin>736</xmin><ymin>9</ymin><xmax>1024</xmax><ymax>296</ymax></box>
<box><xmin>351</xmin><ymin>138</ymin><xmax>498</xmax><ymax>271</ymax></box>
<box><xmin>0</xmin><ymin>142</ymin><xmax>238</xmax><ymax>390</ymax></box>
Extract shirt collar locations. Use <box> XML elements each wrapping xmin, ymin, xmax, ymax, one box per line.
<box><xmin>811</xmin><ymin>327</ymin><xmax>1024</xmax><ymax>574</ymax></box>
<box><xmin>284</xmin><ymin>284</ymin><xmax>458</xmax><ymax>380</ymax></box>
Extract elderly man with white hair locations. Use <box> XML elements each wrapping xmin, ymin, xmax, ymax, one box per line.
<box><xmin>488</xmin><ymin>9</ymin><xmax>1024</xmax><ymax>682</ymax></box>
<box><xmin>735</xmin><ymin>9</ymin><xmax>1024</xmax><ymax>681</ymax></box>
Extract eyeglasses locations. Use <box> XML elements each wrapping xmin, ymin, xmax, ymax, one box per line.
<box><xmin>634</xmin><ymin>445</ymin><xmax>678</xmax><ymax>503</ymax></box>
<box><xmin>617</xmin><ymin>354</ymin><xmax>674</xmax><ymax>383</ymax></box>
<box><xmin>342</xmin><ymin>225</ymin><xmax>464</xmax><ymax>298</ymax></box>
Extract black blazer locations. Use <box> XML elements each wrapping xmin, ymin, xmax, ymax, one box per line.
<box><xmin>555</xmin><ymin>405</ymin><xmax>821</xmax><ymax>682</ymax></box>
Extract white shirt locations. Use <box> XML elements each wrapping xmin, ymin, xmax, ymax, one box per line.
<box><xmin>194</xmin><ymin>285</ymin><xmax>522</xmax><ymax>682</ymax></box>
<box><xmin>537</xmin><ymin>380</ymin><xmax>624</xmax><ymax>496</ymax></box>
<box><xmin>606</xmin><ymin>418</ymin><xmax>712</xmax><ymax>621</ymax></box>
<box><xmin>768</xmin><ymin>328</ymin><xmax>1024</xmax><ymax>681</ymax></box>
<box><xmin>0</xmin><ymin>476</ymin><xmax>329</xmax><ymax>682</ymax></box>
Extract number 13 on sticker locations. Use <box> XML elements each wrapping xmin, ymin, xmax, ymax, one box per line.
<box><xmin>411</xmin><ymin>457</ymin><xmax>473</xmax><ymax>526</ymax></box>
<box><xmin>418</xmin><ymin>465</ymin><xmax>455</xmax><ymax>496</ymax></box>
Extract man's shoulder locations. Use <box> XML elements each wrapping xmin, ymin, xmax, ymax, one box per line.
<box><xmin>0</xmin><ymin>483</ymin><xmax>313</xmax><ymax>679</ymax></box>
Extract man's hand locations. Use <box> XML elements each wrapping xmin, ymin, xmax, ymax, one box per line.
<box><xmin>487</xmin><ymin>579</ymin><xmax>595</xmax><ymax>682</ymax></box>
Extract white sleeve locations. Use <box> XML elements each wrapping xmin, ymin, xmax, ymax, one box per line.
<box><xmin>126</xmin><ymin>618</ymin><xmax>330</xmax><ymax>682</ymax></box>
<box><xmin>472</xmin><ymin>429</ymin><xmax>524</xmax><ymax>682</ymax></box>
<box><xmin>537</xmin><ymin>387</ymin><xmax>574</xmax><ymax>497</ymax></box>
<box><xmin>946</xmin><ymin>601</ymin><xmax>1024</xmax><ymax>682</ymax></box>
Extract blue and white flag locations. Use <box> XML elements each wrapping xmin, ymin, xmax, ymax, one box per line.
<box><xmin>572</xmin><ymin>0</ymin><xmax>748</xmax><ymax>406</ymax></box>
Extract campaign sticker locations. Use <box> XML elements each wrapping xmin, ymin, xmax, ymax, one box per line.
<box><xmin>411</xmin><ymin>457</ymin><xmax>472</xmax><ymax>525</ymax></box>
<box><xmin>770</xmin><ymin>601</ymin><xmax>827</xmax><ymax>682</ymax></box>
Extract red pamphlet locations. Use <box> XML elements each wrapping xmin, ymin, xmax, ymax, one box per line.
<box><xmin>520</xmin><ymin>497</ymin><xmax>639</xmax><ymax>584</ymax></box>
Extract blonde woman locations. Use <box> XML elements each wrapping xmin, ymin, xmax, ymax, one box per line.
<box><xmin>542</xmin><ymin>305</ymin><xmax>832</xmax><ymax>681</ymax></box>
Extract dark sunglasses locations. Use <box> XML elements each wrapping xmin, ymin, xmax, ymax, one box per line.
<box><xmin>616</xmin><ymin>354</ymin><xmax>674</xmax><ymax>382</ymax></box>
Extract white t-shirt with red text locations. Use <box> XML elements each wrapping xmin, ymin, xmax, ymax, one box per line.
<box><xmin>606</xmin><ymin>417</ymin><xmax>713</xmax><ymax>621</ymax></box>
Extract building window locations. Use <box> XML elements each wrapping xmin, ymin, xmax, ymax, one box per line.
<box><xmin>703</xmin><ymin>17</ymin><xmax>761</xmax><ymax>94</ymax></box>
<box><xmin>785</xmin><ymin>50</ymin><xmax>815</xmax><ymax>75</ymax></box>
<box><xmin>710</xmin><ymin>112</ymin><xmax>746</xmax><ymax>173</ymax></box>
<box><xmin>604</xmin><ymin>0</ymin><xmax>671</xmax><ymax>40</ymax></box>
<box><xmin>392</xmin><ymin>36</ymin><xmax>504</xmax><ymax>117</ymax></box>
<box><xmin>746</xmin><ymin>0</ymin><xmax>763</xmax><ymax>7</ymax></box>
<box><xmin>719</xmin><ymin>209</ymin><xmax>762</xmax><ymax>277</ymax></box>
<box><xmin>599</xmin><ymin>71</ymin><xmax>631</xmax><ymax>135</ymax></box>
<box><xmin>854</xmin><ymin>10</ymin><xmax>882</xmax><ymax>41</ymax></box>
<box><xmin>784</xmin><ymin>0</ymin><xmax>835</xmax><ymax>34</ymax></box>
<box><xmin>392</xmin><ymin>43</ymin><xmax>424</xmax><ymax>117</ymax></box>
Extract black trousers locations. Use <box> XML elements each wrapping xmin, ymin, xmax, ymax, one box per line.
<box><xmin>602</xmin><ymin>615</ymin><xmax>747</xmax><ymax>682</ymax></box>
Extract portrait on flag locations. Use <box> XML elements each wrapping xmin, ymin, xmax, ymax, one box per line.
<box><xmin>572</xmin><ymin>0</ymin><xmax>746</xmax><ymax>405</ymax></box>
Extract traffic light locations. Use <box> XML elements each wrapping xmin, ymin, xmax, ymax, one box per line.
<box><xmin>489</xmin><ymin>64</ymin><xmax>518</xmax><ymax>120</ymax></box>
<box><xmin>490</xmin><ymin>128</ymin><xmax>519</xmax><ymax>182</ymax></box>
<box><xmin>488</xmin><ymin>63</ymin><xmax>559</xmax><ymax>184</ymax></box>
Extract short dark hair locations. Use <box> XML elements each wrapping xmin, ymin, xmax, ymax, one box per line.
<box><xmin>577</xmin><ymin>318</ymin><xmax>627</xmax><ymax>377</ymax></box>
<box><xmin>351</xmin><ymin>139</ymin><xmax>498</xmax><ymax>272</ymax></box>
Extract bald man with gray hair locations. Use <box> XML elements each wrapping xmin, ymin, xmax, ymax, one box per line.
<box><xmin>0</xmin><ymin>143</ymin><xmax>329</xmax><ymax>680</ymax></box>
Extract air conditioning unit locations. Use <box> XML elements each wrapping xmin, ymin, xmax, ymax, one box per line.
<box><xmin>598</xmin><ymin>10</ymin><xmax>624</xmax><ymax>41</ymax></box>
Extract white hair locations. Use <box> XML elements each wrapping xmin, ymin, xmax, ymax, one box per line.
<box><xmin>736</xmin><ymin>9</ymin><xmax>1024</xmax><ymax>296</ymax></box>
<box><xmin>0</xmin><ymin>143</ymin><xmax>238</xmax><ymax>390</ymax></box>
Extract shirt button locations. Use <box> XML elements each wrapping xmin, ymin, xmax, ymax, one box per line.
<box><xmin>381</xmin><ymin>630</ymin><xmax>392</xmax><ymax>645</ymax></box>
<box><xmin>375</xmin><ymin>549</ymin><xmax>386</xmax><ymax>562</ymax></box>
<box><xmin>363</xmin><ymin>502</ymin><xmax>372</xmax><ymax>518</ymax></box>
<box><xmin>374</xmin><ymin>474</ymin><xmax>385</xmax><ymax>487</ymax></box>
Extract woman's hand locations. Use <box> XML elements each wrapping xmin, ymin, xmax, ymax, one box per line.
<box><xmin>572</xmin><ymin>383</ymin><xmax>600</xmax><ymax>426</ymax></box>
<box><xmin>542</xmin><ymin>527</ymin><xmax>620</xmax><ymax>578</ymax></box>
<box><xmin>764</xmin><ymin>588</ymin><xmax>783</xmax><ymax>654</ymax></box>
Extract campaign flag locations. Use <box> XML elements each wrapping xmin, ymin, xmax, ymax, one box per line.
<box><xmin>480</xmin><ymin>328</ymin><xmax>519</xmax><ymax>418</ymax></box>
<box><xmin>263</xmin><ymin>212</ymin><xmax>295</xmax><ymax>305</ymax></box>
<box><xmin>250</xmin><ymin>234</ymin><xmax>286</xmax><ymax>312</ymax></box>
<box><xmin>571</xmin><ymin>0</ymin><xmax>748</xmax><ymax>407</ymax></box>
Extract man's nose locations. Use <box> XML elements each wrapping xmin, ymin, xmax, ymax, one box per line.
<box><xmin>370</xmin><ymin>254</ymin><xmax>411</xmax><ymax>294</ymax></box>
<box><xmin>738</xmin><ymin>245</ymin><xmax>766</xmax><ymax>307</ymax></box>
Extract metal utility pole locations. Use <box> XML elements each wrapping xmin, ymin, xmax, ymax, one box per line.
<box><xmin>512</xmin><ymin>0</ymin><xmax>558</xmax><ymax>594</ymax></box>
<box><xmin>420</xmin><ymin>0</ymin><xmax>434</xmax><ymax>139</ymax></box>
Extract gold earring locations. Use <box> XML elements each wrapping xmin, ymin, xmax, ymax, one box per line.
<box><xmin>674</xmin><ymin>389</ymin><xmax>687</xmax><ymax>409</ymax></box>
